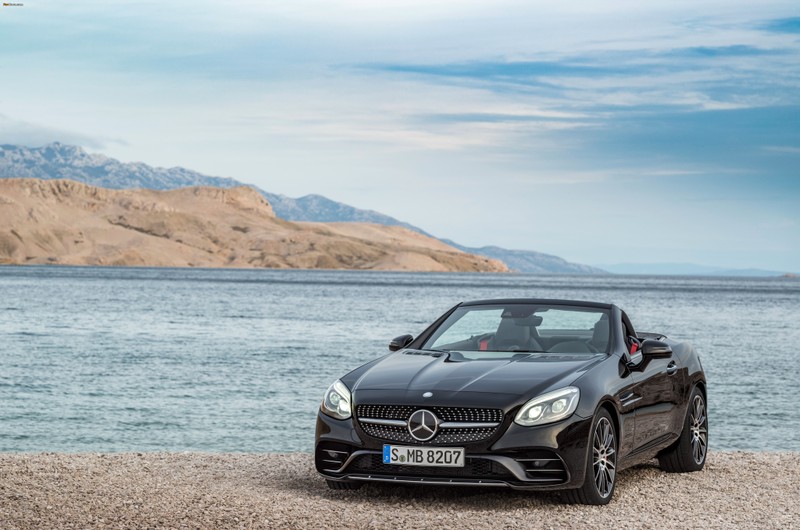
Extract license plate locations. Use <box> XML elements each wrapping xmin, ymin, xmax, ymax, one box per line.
<box><xmin>383</xmin><ymin>445</ymin><xmax>465</xmax><ymax>467</ymax></box>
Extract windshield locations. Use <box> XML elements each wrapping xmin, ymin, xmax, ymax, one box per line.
<box><xmin>422</xmin><ymin>304</ymin><xmax>610</xmax><ymax>358</ymax></box>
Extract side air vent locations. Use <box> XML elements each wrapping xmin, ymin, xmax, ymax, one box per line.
<box><xmin>515</xmin><ymin>451</ymin><xmax>569</xmax><ymax>483</ymax></box>
<box><xmin>315</xmin><ymin>442</ymin><xmax>352</xmax><ymax>472</ymax></box>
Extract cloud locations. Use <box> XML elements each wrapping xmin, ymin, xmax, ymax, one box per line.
<box><xmin>761</xmin><ymin>17</ymin><xmax>800</xmax><ymax>33</ymax></box>
<box><xmin>367</xmin><ymin>61</ymin><xmax>632</xmax><ymax>80</ymax></box>
<box><xmin>543</xmin><ymin>105</ymin><xmax>800</xmax><ymax>174</ymax></box>
<box><xmin>0</xmin><ymin>0</ymin><xmax>798</xmax><ymax>270</ymax></box>
<box><xmin>368</xmin><ymin>45</ymin><xmax>784</xmax><ymax>84</ymax></box>
<box><xmin>0</xmin><ymin>115</ymin><xmax>109</xmax><ymax>149</ymax></box>
<box><xmin>360</xmin><ymin>38</ymin><xmax>798</xmax><ymax>115</ymax></box>
<box><xmin>666</xmin><ymin>45</ymin><xmax>782</xmax><ymax>58</ymax></box>
<box><xmin>763</xmin><ymin>145</ymin><xmax>800</xmax><ymax>154</ymax></box>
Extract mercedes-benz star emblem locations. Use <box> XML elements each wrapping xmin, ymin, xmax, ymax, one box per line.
<box><xmin>408</xmin><ymin>409</ymin><xmax>439</xmax><ymax>442</ymax></box>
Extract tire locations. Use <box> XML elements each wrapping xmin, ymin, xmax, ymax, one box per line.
<box><xmin>326</xmin><ymin>479</ymin><xmax>362</xmax><ymax>491</ymax></box>
<box><xmin>658</xmin><ymin>386</ymin><xmax>708</xmax><ymax>473</ymax></box>
<box><xmin>563</xmin><ymin>408</ymin><xmax>617</xmax><ymax>505</ymax></box>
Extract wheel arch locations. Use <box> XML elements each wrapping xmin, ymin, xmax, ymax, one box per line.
<box><xmin>564</xmin><ymin>398</ymin><xmax>620</xmax><ymax>505</ymax></box>
<box><xmin>694</xmin><ymin>380</ymin><xmax>707</xmax><ymax>401</ymax></box>
<box><xmin>597</xmin><ymin>399</ymin><xmax>620</xmax><ymax>440</ymax></box>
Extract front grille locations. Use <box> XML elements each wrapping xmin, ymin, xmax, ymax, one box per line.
<box><xmin>356</xmin><ymin>405</ymin><xmax>503</xmax><ymax>445</ymax></box>
<box><xmin>358</xmin><ymin>405</ymin><xmax>503</xmax><ymax>423</ymax></box>
<box><xmin>349</xmin><ymin>453</ymin><xmax>513</xmax><ymax>479</ymax></box>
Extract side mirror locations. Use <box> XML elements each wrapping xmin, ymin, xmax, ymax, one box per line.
<box><xmin>389</xmin><ymin>334</ymin><xmax>414</xmax><ymax>351</ymax></box>
<box><xmin>640</xmin><ymin>339</ymin><xmax>672</xmax><ymax>359</ymax></box>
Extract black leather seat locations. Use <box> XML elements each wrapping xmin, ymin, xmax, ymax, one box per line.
<box><xmin>590</xmin><ymin>317</ymin><xmax>610</xmax><ymax>352</ymax></box>
<box><xmin>491</xmin><ymin>318</ymin><xmax>543</xmax><ymax>351</ymax></box>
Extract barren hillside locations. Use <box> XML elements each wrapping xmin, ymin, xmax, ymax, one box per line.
<box><xmin>0</xmin><ymin>179</ymin><xmax>507</xmax><ymax>272</ymax></box>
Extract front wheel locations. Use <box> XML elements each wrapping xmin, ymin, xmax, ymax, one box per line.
<box><xmin>563</xmin><ymin>408</ymin><xmax>617</xmax><ymax>505</ymax></box>
<box><xmin>658</xmin><ymin>387</ymin><xmax>708</xmax><ymax>472</ymax></box>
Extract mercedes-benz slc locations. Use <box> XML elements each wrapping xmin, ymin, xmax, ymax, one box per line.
<box><xmin>315</xmin><ymin>299</ymin><xmax>707</xmax><ymax>505</ymax></box>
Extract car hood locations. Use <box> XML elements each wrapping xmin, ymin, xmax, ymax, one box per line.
<box><xmin>351</xmin><ymin>350</ymin><xmax>603</xmax><ymax>402</ymax></box>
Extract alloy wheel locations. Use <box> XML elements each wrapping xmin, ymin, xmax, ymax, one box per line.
<box><xmin>592</xmin><ymin>417</ymin><xmax>616</xmax><ymax>498</ymax></box>
<box><xmin>689</xmin><ymin>395</ymin><xmax>708</xmax><ymax>465</ymax></box>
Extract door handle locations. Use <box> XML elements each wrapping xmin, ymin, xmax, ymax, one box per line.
<box><xmin>666</xmin><ymin>361</ymin><xmax>678</xmax><ymax>376</ymax></box>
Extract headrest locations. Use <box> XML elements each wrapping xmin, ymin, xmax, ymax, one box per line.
<box><xmin>495</xmin><ymin>317</ymin><xmax>531</xmax><ymax>343</ymax></box>
<box><xmin>591</xmin><ymin>318</ymin><xmax>610</xmax><ymax>351</ymax></box>
<box><xmin>510</xmin><ymin>315</ymin><xmax>543</xmax><ymax>327</ymax></box>
<box><xmin>501</xmin><ymin>307</ymin><xmax>534</xmax><ymax>318</ymax></box>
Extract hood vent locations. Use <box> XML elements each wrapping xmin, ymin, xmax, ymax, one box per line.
<box><xmin>402</xmin><ymin>349</ymin><xmax>444</xmax><ymax>357</ymax></box>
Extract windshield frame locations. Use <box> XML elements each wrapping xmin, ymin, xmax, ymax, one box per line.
<box><xmin>420</xmin><ymin>302</ymin><xmax>612</xmax><ymax>358</ymax></box>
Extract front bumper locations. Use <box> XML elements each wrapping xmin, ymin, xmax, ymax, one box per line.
<box><xmin>315</xmin><ymin>410</ymin><xmax>593</xmax><ymax>491</ymax></box>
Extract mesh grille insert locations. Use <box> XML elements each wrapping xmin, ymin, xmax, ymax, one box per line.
<box><xmin>349</xmin><ymin>453</ymin><xmax>513</xmax><ymax>479</ymax></box>
<box><xmin>356</xmin><ymin>405</ymin><xmax>504</xmax><ymax>445</ymax></box>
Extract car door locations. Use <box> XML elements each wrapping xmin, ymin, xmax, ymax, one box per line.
<box><xmin>621</xmin><ymin>313</ymin><xmax>681</xmax><ymax>450</ymax></box>
<box><xmin>630</xmin><ymin>353</ymin><xmax>679</xmax><ymax>449</ymax></box>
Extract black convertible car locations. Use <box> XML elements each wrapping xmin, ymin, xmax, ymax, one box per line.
<box><xmin>315</xmin><ymin>299</ymin><xmax>707</xmax><ymax>504</ymax></box>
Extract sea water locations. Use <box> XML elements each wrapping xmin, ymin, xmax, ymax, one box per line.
<box><xmin>1</xmin><ymin>266</ymin><xmax>798</xmax><ymax>452</ymax></box>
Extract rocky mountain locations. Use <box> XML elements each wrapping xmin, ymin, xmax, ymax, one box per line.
<box><xmin>443</xmin><ymin>241</ymin><xmax>606</xmax><ymax>274</ymax></box>
<box><xmin>0</xmin><ymin>179</ymin><xmax>507</xmax><ymax>272</ymax></box>
<box><xmin>0</xmin><ymin>143</ymin><xmax>602</xmax><ymax>273</ymax></box>
<box><xmin>0</xmin><ymin>143</ymin><xmax>426</xmax><ymax>228</ymax></box>
<box><xmin>0</xmin><ymin>143</ymin><xmax>242</xmax><ymax>190</ymax></box>
<box><xmin>261</xmin><ymin>192</ymin><xmax>432</xmax><ymax>236</ymax></box>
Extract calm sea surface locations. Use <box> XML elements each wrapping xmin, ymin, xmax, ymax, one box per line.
<box><xmin>1</xmin><ymin>266</ymin><xmax>798</xmax><ymax>453</ymax></box>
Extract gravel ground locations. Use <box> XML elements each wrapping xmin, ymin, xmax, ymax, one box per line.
<box><xmin>1</xmin><ymin>452</ymin><xmax>797</xmax><ymax>529</ymax></box>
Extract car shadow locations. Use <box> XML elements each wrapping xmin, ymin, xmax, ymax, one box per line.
<box><xmin>255</xmin><ymin>455</ymin><xmax>667</xmax><ymax>511</ymax></box>
<box><xmin>270</xmin><ymin>473</ymin><xmax>574</xmax><ymax>509</ymax></box>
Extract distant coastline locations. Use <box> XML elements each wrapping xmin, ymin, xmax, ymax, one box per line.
<box><xmin>0</xmin><ymin>178</ymin><xmax>507</xmax><ymax>273</ymax></box>
<box><xmin>2</xmin><ymin>261</ymin><xmax>797</xmax><ymax>279</ymax></box>
<box><xmin>0</xmin><ymin>143</ymin><xmax>601</xmax><ymax>274</ymax></box>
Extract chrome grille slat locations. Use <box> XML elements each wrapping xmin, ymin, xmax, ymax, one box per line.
<box><xmin>439</xmin><ymin>421</ymin><xmax>500</xmax><ymax>428</ymax></box>
<box><xmin>359</xmin><ymin>418</ymin><xmax>407</xmax><ymax>427</ymax></box>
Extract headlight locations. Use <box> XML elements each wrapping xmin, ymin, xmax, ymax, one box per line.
<box><xmin>514</xmin><ymin>387</ymin><xmax>580</xmax><ymax>426</ymax></box>
<box><xmin>321</xmin><ymin>379</ymin><xmax>352</xmax><ymax>420</ymax></box>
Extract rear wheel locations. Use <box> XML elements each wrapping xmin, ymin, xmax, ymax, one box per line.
<box><xmin>326</xmin><ymin>479</ymin><xmax>362</xmax><ymax>491</ymax></box>
<box><xmin>658</xmin><ymin>387</ymin><xmax>708</xmax><ymax>472</ymax></box>
<box><xmin>563</xmin><ymin>408</ymin><xmax>617</xmax><ymax>505</ymax></box>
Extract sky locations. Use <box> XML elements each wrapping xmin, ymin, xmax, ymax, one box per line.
<box><xmin>0</xmin><ymin>1</ymin><xmax>798</xmax><ymax>271</ymax></box>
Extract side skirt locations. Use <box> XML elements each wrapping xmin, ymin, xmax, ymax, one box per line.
<box><xmin>618</xmin><ymin>432</ymin><xmax>680</xmax><ymax>470</ymax></box>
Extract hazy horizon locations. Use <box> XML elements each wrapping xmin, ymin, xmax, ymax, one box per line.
<box><xmin>1</xmin><ymin>1</ymin><xmax>798</xmax><ymax>271</ymax></box>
